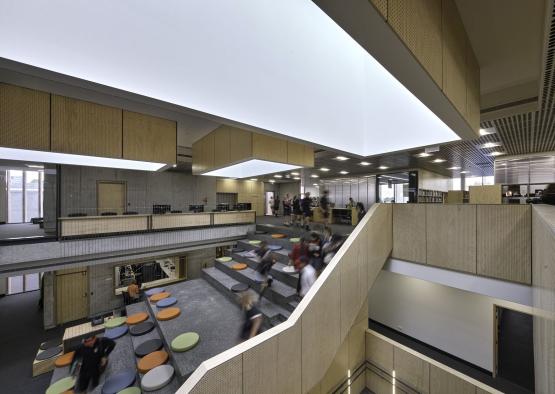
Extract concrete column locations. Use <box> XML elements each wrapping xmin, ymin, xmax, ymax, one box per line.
<box><xmin>43</xmin><ymin>272</ymin><xmax>56</xmax><ymax>329</ymax></box>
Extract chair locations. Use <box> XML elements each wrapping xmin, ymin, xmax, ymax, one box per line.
<box><xmin>170</xmin><ymin>210</ymin><xmax>182</xmax><ymax>214</ymax></box>
<box><xmin>101</xmin><ymin>212</ymin><xmax>118</xmax><ymax>216</ymax></box>
<box><xmin>68</xmin><ymin>213</ymin><xmax>87</xmax><ymax>217</ymax></box>
<box><xmin>123</xmin><ymin>211</ymin><xmax>138</xmax><ymax>215</ymax></box>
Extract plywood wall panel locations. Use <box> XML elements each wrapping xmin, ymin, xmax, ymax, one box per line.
<box><xmin>469</xmin><ymin>184</ymin><xmax>502</xmax><ymax>204</ymax></box>
<box><xmin>51</xmin><ymin>95</ymin><xmax>122</xmax><ymax>158</ymax></box>
<box><xmin>122</xmin><ymin>111</ymin><xmax>176</xmax><ymax>164</ymax></box>
<box><xmin>392</xmin><ymin>204</ymin><xmax>427</xmax><ymax>263</ymax></box>
<box><xmin>477</xmin><ymin>205</ymin><xmax>531</xmax><ymax>284</ymax></box>
<box><xmin>229</xmin><ymin>127</ymin><xmax>252</xmax><ymax>163</ymax></box>
<box><xmin>287</xmin><ymin>140</ymin><xmax>314</xmax><ymax>167</ymax></box>
<box><xmin>370</xmin><ymin>0</ymin><xmax>388</xmax><ymax>19</ymax></box>
<box><xmin>276</xmin><ymin>324</ymin><xmax>302</xmax><ymax>394</ymax></box>
<box><xmin>243</xmin><ymin>336</ymin><xmax>278</xmax><ymax>394</ymax></box>
<box><xmin>189</xmin><ymin>354</ymin><xmax>242</xmax><ymax>394</ymax></box>
<box><xmin>430</xmin><ymin>365</ymin><xmax>476</xmax><ymax>394</ymax></box>
<box><xmin>426</xmin><ymin>204</ymin><xmax>476</xmax><ymax>273</ymax></box>
<box><xmin>466</xmin><ymin>45</ymin><xmax>481</xmax><ymax>135</ymax></box>
<box><xmin>388</xmin><ymin>0</ymin><xmax>443</xmax><ymax>87</ymax></box>
<box><xmin>213</xmin><ymin>127</ymin><xmax>231</xmax><ymax>168</ymax></box>
<box><xmin>366</xmin><ymin>332</ymin><xmax>394</xmax><ymax>373</ymax></box>
<box><xmin>0</xmin><ymin>83</ymin><xmax>50</xmax><ymax>150</ymax></box>
<box><xmin>394</xmin><ymin>347</ymin><xmax>430</xmax><ymax>393</ymax></box>
<box><xmin>442</xmin><ymin>0</ymin><xmax>467</xmax><ymax>116</ymax></box>
<box><xmin>252</xmin><ymin>133</ymin><xmax>287</xmax><ymax>163</ymax></box>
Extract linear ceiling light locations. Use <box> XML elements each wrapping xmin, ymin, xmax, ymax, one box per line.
<box><xmin>378</xmin><ymin>165</ymin><xmax>389</xmax><ymax>170</ymax></box>
<box><xmin>447</xmin><ymin>166</ymin><xmax>461</xmax><ymax>170</ymax></box>
<box><xmin>335</xmin><ymin>156</ymin><xmax>350</xmax><ymax>161</ymax></box>
<box><xmin>432</xmin><ymin>158</ymin><xmax>446</xmax><ymax>163</ymax></box>
<box><xmin>339</xmin><ymin>170</ymin><xmax>349</xmax><ymax>174</ymax></box>
<box><xmin>202</xmin><ymin>159</ymin><xmax>300</xmax><ymax>178</ymax></box>
<box><xmin>481</xmin><ymin>142</ymin><xmax>502</xmax><ymax>149</ymax></box>
<box><xmin>0</xmin><ymin>147</ymin><xmax>166</xmax><ymax>171</ymax></box>
<box><xmin>360</xmin><ymin>161</ymin><xmax>371</xmax><ymax>166</ymax></box>
<box><xmin>320</xmin><ymin>167</ymin><xmax>330</xmax><ymax>171</ymax></box>
<box><xmin>479</xmin><ymin>127</ymin><xmax>496</xmax><ymax>136</ymax></box>
<box><xmin>416</xmin><ymin>152</ymin><xmax>432</xmax><ymax>158</ymax></box>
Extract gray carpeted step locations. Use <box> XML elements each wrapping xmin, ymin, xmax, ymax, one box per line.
<box><xmin>201</xmin><ymin>267</ymin><xmax>289</xmax><ymax>326</ymax></box>
<box><xmin>246</xmin><ymin>233</ymin><xmax>299</xmax><ymax>249</ymax></box>
<box><xmin>235</xmin><ymin>240</ymin><xmax>291</xmax><ymax>265</ymax></box>
<box><xmin>231</xmin><ymin>250</ymin><xmax>298</xmax><ymax>289</ymax></box>
<box><xmin>255</xmin><ymin>223</ymin><xmax>309</xmax><ymax>238</ymax></box>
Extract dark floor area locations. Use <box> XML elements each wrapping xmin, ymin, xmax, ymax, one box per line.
<box><xmin>369</xmin><ymin>319</ymin><xmax>533</xmax><ymax>394</ymax></box>
<box><xmin>0</xmin><ymin>291</ymin><xmax>72</xmax><ymax>394</ymax></box>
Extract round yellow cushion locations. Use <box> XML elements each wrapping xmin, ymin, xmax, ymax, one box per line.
<box><xmin>126</xmin><ymin>312</ymin><xmax>148</xmax><ymax>325</ymax></box>
<box><xmin>156</xmin><ymin>307</ymin><xmax>181</xmax><ymax>321</ymax></box>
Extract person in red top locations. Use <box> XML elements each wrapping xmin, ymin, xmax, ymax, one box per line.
<box><xmin>289</xmin><ymin>238</ymin><xmax>308</xmax><ymax>271</ymax></box>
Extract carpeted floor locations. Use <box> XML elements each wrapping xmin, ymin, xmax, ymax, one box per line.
<box><xmin>0</xmin><ymin>291</ymin><xmax>66</xmax><ymax>394</ymax></box>
<box><xmin>0</xmin><ymin>223</ymin><xmax>48</xmax><ymax>240</ymax></box>
<box><xmin>256</xmin><ymin>214</ymin><xmax>354</xmax><ymax>236</ymax></box>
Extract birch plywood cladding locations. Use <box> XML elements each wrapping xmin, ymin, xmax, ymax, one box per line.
<box><xmin>0</xmin><ymin>83</ymin><xmax>50</xmax><ymax>151</ymax></box>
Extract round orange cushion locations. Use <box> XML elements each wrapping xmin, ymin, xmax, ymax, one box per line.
<box><xmin>156</xmin><ymin>307</ymin><xmax>181</xmax><ymax>321</ymax></box>
<box><xmin>137</xmin><ymin>350</ymin><xmax>169</xmax><ymax>373</ymax></box>
<box><xmin>271</xmin><ymin>233</ymin><xmax>286</xmax><ymax>239</ymax></box>
<box><xmin>126</xmin><ymin>312</ymin><xmax>148</xmax><ymax>325</ymax></box>
<box><xmin>55</xmin><ymin>351</ymin><xmax>75</xmax><ymax>368</ymax></box>
<box><xmin>149</xmin><ymin>292</ymin><xmax>171</xmax><ymax>303</ymax></box>
<box><xmin>232</xmin><ymin>263</ymin><xmax>247</xmax><ymax>270</ymax></box>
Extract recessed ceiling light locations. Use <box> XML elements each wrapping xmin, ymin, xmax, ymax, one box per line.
<box><xmin>432</xmin><ymin>158</ymin><xmax>446</xmax><ymax>163</ymax></box>
<box><xmin>460</xmin><ymin>170</ymin><xmax>469</xmax><ymax>174</ymax></box>
<box><xmin>291</xmin><ymin>172</ymin><xmax>300</xmax><ymax>176</ymax></box>
<box><xmin>416</xmin><ymin>152</ymin><xmax>432</xmax><ymax>158</ymax></box>
<box><xmin>293</xmin><ymin>176</ymin><xmax>300</xmax><ymax>180</ymax></box>
<box><xmin>0</xmin><ymin>147</ymin><xmax>166</xmax><ymax>171</ymax></box>
<box><xmin>479</xmin><ymin>127</ymin><xmax>496</xmax><ymax>136</ymax></box>
<box><xmin>269</xmin><ymin>179</ymin><xmax>275</xmax><ymax>183</ymax></box>
<box><xmin>310</xmin><ymin>174</ymin><xmax>319</xmax><ymax>178</ymax></box>
<box><xmin>360</xmin><ymin>161</ymin><xmax>371</xmax><ymax>166</ymax></box>
<box><xmin>312</xmin><ymin>183</ymin><xmax>318</xmax><ymax>186</ymax></box>
<box><xmin>26</xmin><ymin>164</ymin><xmax>44</xmax><ymax>169</ymax></box>
<box><xmin>320</xmin><ymin>167</ymin><xmax>330</xmax><ymax>171</ymax></box>
<box><xmin>378</xmin><ymin>166</ymin><xmax>389</xmax><ymax>170</ymax></box>
<box><xmin>250</xmin><ymin>178</ymin><xmax>258</xmax><ymax>181</ymax></box>
<box><xmin>481</xmin><ymin>142</ymin><xmax>502</xmax><ymax>149</ymax></box>
<box><xmin>339</xmin><ymin>170</ymin><xmax>349</xmax><ymax>174</ymax></box>
<box><xmin>447</xmin><ymin>166</ymin><xmax>461</xmax><ymax>170</ymax></box>
<box><xmin>203</xmin><ymin>159</ymin><xmax>300</xmax><ymax>178</ymax></box>
<box><xmin>274</xmin><ymin>174</ymin><xmax>283</xmax><ymax>178</ymax></box>
<box><xmin>335</xmin><ymin>156</ymin><xmax>349</xmax><ymax>161</ymax></box>
<box><xmin>490</xmin><ymin>151</ymin><xmax>505</xmax><ymax>156</ymax></box>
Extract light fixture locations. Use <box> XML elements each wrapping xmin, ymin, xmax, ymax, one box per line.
<box><xmin>0</xmin><ymin>147</ymin><xmax>166</xmax><ymax>171</ymax></box>
<box><xmin>460</xmin><ymin>170</ymin><xmax>469</xmax><ymax>174</ymax></box>
<box><xmin>360</xmin><ymin>161</ymin><xmax>371</xmax><ymax>166</ymax></box>
<box><xmin>416</xmin><ymin>152</ymin><xmax>432</xmax><ymax>158</ymax></box>
<box><xmin>293</xmin><ymin>176</ymin><xmax>300</xmax><ymax>180</ymax></box>
<box><xmin>479</xmin><ymin>127</ymin><xmax>496</xmax><ymax>136</ymax></box>
<box><xmin>202</xmin><ymin>159</ymin><xmax>300</xmax><ymax>178</ymax></box>
<box><xmin>489</xmin><ymin>151</ymin><xmax>505</xmax><ymax>156</ymax></box>
<box><xmin>274</xmin><ymin>174</ymin><xmax>283</xmax><ymax>178</ymax></box>
<box><xmin>447</xmin><ymin>166</ymin><xmax>461</xmax><ymax>170</ymax></box>
<box><xmin>378</xmin><ymin>165</ymin><xmax>389</xmax><ymax>170</ymax></box>
<box><xmin>310</xmin><ymin>174</ymin><xmax>319</xmax><ymax>178</ymax></box>
<box><xmin>320</xmin><ymin>167</ymin><xmax>330</xmax><ymax>172</ymax></box>
<box><xmin>481</xmin><ymin>142</ymin><xmax>502</xmax><ymax>149</ymax></box>
<box><xmin>269</xmin><ymin>179</ymin><xmax>276</xmax><ymax>183</ymax></box>
<box><xmin>339</xmin><ymin>170</ymin><xmax>349</xmax><ymax>175</ymax></box>
<box><xmin>312</xmin><ymin>183</ymin><xmax>318</xmax><ymax>186</ymax></box>
<box><xmin>250</xmin><ymin>178</ymin><xmax>258</xmax><ymax>181</ymax></box>
<box><xmin>291</xmin><ymin>172</ymin><xmax>300</xmax><ymax>176</ymax></box>
<box><xmin>26</xmin><ymin>164</ymin><xmax>44</xmax><ymax>169</ymax></box>
<box><xmin>335</xmin><ymin>156</ymin><xmax>349</xmax><ymax>161</ymax></box>
<box><xmin>432</xmin><ymin>158</ymin><xmax>446</xmax><ymax>163</ymax></box>
<box><xmin>172</xmin><ymin>164</ymin><xmax>177</xmax><ymax>168</ymax></box>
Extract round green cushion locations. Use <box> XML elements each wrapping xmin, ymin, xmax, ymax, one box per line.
<box><xmin>216</xmin><ymin>256</ymin><xmax>232</xmax><ymax>263</ymax></box>
<box><xmin>171</xmin><ymin>332</ymin><xmax>200</xmax><ymax>352</ymax></box>
<box><xmin>104</xmin><ymin>316</ymin><xmax>127</xmax><ymax>329</ymax></box>
<box><xmin>117</xmin><ymin>387</ymin><xmax>141</xmax><ymax>394</ymax></box>
<box><xmin>289</xmin><ymin>237</ymin><xmax>301</xmax><ymax>243</ymax></box>
<box><xmin>249</xmin><ymin>240</ymin><xmax>261</xmax><ymax>245</ymax></box>
<box><xmin>46</xmin><ymin>376</ymin><xmax>75</xmax><ymax>394</ymax></box>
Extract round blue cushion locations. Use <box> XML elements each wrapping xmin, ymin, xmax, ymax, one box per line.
<box><xmin>144</xmin><ymin>287</ymin><xmax>165</xmax><ymax>296</ymax></box>
<box><xmin>104</xmin><ymin>325</ymin><xmax>128</xmax><ymax>340</ymax></box>
<box><xmin>267</xmin><ymin>245</ymin><xmax>282</xmax><ymax>251</ymax></box>
<box><xmin>156</xmin><ymin>297</ymin><xmax>177</xmax><ymax>308</ymax></box>
<box><xmin>101</xmin><ymin>370</ymin><xmax>136</xmax><ymax>394</ymax></box>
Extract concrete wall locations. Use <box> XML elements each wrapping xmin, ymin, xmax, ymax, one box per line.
<box><xmin>368</xmin><ymin>270</ymin><xmax>495</xmax><ymax>371</ymax></box>
<box><xmin>43</xmin><ymin>272</ymin><xmax>56</xmax><ymax>329</ymax></box>
<box><xmin>185</xmin><ymin>248</ymin><xmax>217</xmax><ymax>279</ymax></box>
<box><xmin>60</xmin><ymin>165</ymin><xmax>217</xmax><ymax>215</ymax></box>
<box><xmin>418</xmin><ymin>168</ymin><xmax>451</xmax><ymax>191</ymax></box>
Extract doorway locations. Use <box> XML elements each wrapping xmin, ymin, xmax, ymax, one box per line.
<box><xmin>265</xmin><ymin>191</ymin><xmax>274</xmax><ymax>216</ymax></box>
<box><xmin>97</xmin><ymin>181</ymin><xmax>126</xmax><ymax>215</ymax></box>
<box><xmin>56</xmin><ymin>268</ymin><xmax>89</xmax><ymax>324</ymax></box>
<box><xmin>495</xmin><ymin>306</ymin><xmax>534</xmax><ymax>391</ymax></box>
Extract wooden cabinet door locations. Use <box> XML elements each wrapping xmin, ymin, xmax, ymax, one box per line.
<box><xmin>97</xmin><ymin>181</ymin><xmax>126</xmax><ymax>215</ymax></box>
<box><xmin>56</xmin><ymin>269</ymin><xmax>88</xmax><ymax>324</ymax></box>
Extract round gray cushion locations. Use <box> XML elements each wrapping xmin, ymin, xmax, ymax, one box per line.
<box><xmin>36</xmin><ymin>346</ymin><xmax>63</xmax><ymax>361</ymax></box>
<box><xmin>141</xmin><ymin>365</ymin><xmax>174</xmax><ymax>392</ymax></box>
<box><xmin>129</xmin><ymin>321</ymin><xmax>155</xmax><ymax>336</ymax></box>
<box><xmin>104</xmin><ymin>325</ymin><xmax>129</xmax><ymax>340</ymax></box>
<box><xmin>144</xmin><ymin>287</ymin><xmax>165</xmax><ymax>297</ymax></box>
<box><xmin>101</xmin><ymin>369</ymin><xmax>136</xmax><ymax>394</ymax></box>
<box><xmin>40</xmin><ymin>339</ymin><xmax>62</xmax><ymax>351</ymax></box>
<box><xmin>231</xmin><ymin>283</ymin><xmax>249</xmax><ymax>293</ymax></box>
<box><xmin>135</xmin><ymin>339</ymin><xmax>163</xmax><ymax>358</ymax></box>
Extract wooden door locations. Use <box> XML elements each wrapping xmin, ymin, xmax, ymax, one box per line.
<box><xmin>97</xmin><ymin>181</ymin><xmax>126</xmax><ymax>215</ymax></box>
<box><xmin>56</xmin><ymin>268</ymin><xmax>88</xmax><ymax>324</ymax></box>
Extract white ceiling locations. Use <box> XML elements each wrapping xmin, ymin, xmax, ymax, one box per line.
<box><xmin>0</xmin><ymin>0</ymin><xmax>460</xmax><ymax>157</ymax></box>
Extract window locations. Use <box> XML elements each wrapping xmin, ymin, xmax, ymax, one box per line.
<box><xmin>8</xmin><ymin>170</ymin><xmax>23</xmax><ymax>223</ymax></box>
<box><xmin>7</xmin><ymin>273</ymin><xmax>40</xmax><ymax>295</ymax></box>
<box><xmin>7</xmin><ymin>170</ymin><xmax>44</xmax><ymax>223</ymax></box>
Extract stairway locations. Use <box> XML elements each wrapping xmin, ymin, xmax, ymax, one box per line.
<box><xmin>201</xmin><ymin>223</ymin><xmax>307</xmax><ymax>330</ymax></box>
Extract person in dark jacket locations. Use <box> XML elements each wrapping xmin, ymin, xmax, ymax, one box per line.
<box><xmin>292</xmin><ymin>195</ymin><xmax>302</xmax><ymax>227</ymax></box>
<box><xmin>301</xmin><ymin>192</ymin><xmax>312</xmax><ymax>230</ymax></box>
<box><xmin>254</xmin><ymin>241</ymin><xmax>275</xmax><ymax>300</ymax></box>
<box><xmin>273</xmin><ymin>195</ymin><xmax>281</xmax><ymax>217</ymax></box>
<box><xmin>71</xmin><ymin>335</ymin><xmax>116</xmax><ymax>392</ymax></box>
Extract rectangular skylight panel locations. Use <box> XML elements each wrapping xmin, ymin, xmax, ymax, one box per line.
<box><xmin>202</xmin><ymin>159</ymin><xmax>301</xmax><ymax>178</ymax></box>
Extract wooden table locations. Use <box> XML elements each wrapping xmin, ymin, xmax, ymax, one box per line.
<box><xmin>62</xmin><ymin>320</ymin><xmax>106</xmax><ymax>351</ymax></box>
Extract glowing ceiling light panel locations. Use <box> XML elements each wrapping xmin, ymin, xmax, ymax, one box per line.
<box><xmin>202</xmin><ymin>159</ymin><xmax>300</xmax><ymax>178</ymax></box>
<box><xmin>0</xmin><ymin>0</ymin><xmax>460</xmax><ymax>157</ymax></box>
<box><xmin>0</xmin><ymin>147</ymin><xmax>166</xmax><ymax>171</ymax></box>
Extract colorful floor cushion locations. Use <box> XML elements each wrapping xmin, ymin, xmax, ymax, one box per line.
<box><xmin>135</xmin><ymin>339</ymin><xmax>163</xmax><ymax>358</ymax></box>
<box><xmin>104</xmin><ymin>317</ymin><xmax>127</xmax><ymax>329</ymax></box>
<box><xmin>129</xmin><ymin>321</ymin><xmax>155</xmax><ymax>336</ymax></box>
<box><xmin>36</xmin><ymin>346</ymin><xmax>63</xmax><ymax>361</ymax></box>
<box><xmin>144</xmin><ymin>287</ymin><xmax>165</xmax><ymax>297</ymax></box>
<box><xmin>289</xmin><ymin>237</ymin><xmax>301</xmax><ymax>243</ymax></box>
<box><xmin>46</xmin><ymin>377</ymin><xmax>75</xmax><ymax>394</ymax></box>
<box><xmin>141</xmin><ymin>365</ymin><xmax>174</xmax><ymax>392</ymax></box>
<box><xmin>267</xmin><ymin>244</ymin><xmax>282</xmax><ymax>251</ymax></box>
<box><xmin>149</xmin><ymin>292</ymin><xmax>171</xmax><ymax>303</ymax></box>
<box><xmin>231</xmin><ymin>283</ymin><xmax>249</xmax><ymax>293</ymax></box>
<box><xmin>271</xmin><ymin>233</ymin><xmax>287</xmax><ymax>239</ymax></box>
<box><xmin>156</xmin><ymin>297</ymin><xmax>177</xmax><ymax>308</ymax></box>
<box><xmin>104</xmin><ymin>325</ymin><xmax>129</xmax><ymax>340</ymax></box>
<box><xmin>248</xmin><ymin>240</ymin><xmax>261</xmax><ymax>245</ymax></box>
<box><xmin>231</xmin><ymin>263</ymin><xmax>247</xmax><ymax>270</ymax></box>
<box><xmin>116</xmin><ymin>387</ymin><xmax>141</xmax><ymax>394</ymax></box>
<box><xmin>156</xmin><ymin>307</ymin><xmax>181</xmax><ymax>321</ymax></box>
<box><xmin>232</xmin><ymin>247</ymin><xmax>245</xmax><ymax>253</ymax></box>
<box><xmin>126</xmin><ymin>312</ymin><xmax>148</xmax><ymax>325</ymax></box>
<box><xmin>137</xmin><ymin>350</ymin><xmax>169</xmax><ymax>374</ymax></box>
<box><xmin>216</xmin><ymin>256</ymin><xmax>232</xmax><ymax>263</ymax></box>
<box><xmin>54</xmin><ymin>351</ymin><xmax>75</xmax><ymax>368</ymax></box>
<box><xmin>171</xmin><ymin>332</ymin><xmax>200</xmax><ymax>352</ymax></box>
<box><xmin>40</xmin><ymin>338</ymin><xmax>62</xmax><ymax>350</ymax></box>
<box><xmin>282</xmin><ymin>266</ymin><xmax>296</xmax><ymax>273</ymax></box>
<box><xmin>101</xmin><ymin>370</ymin><xmax>136</xmax><ymax>394</ymax></box>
